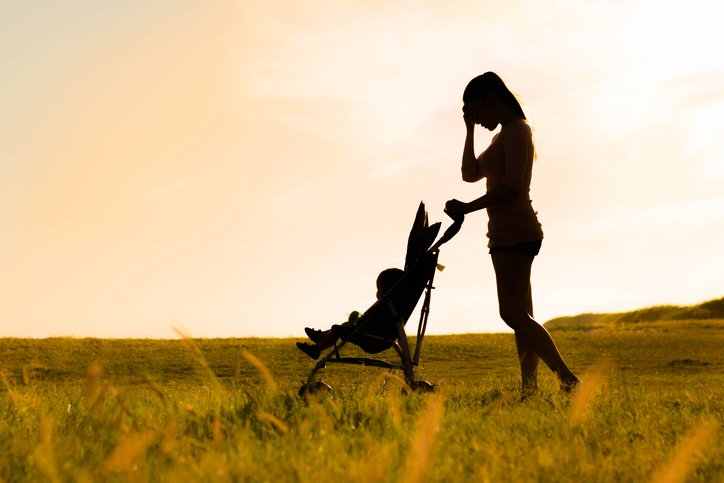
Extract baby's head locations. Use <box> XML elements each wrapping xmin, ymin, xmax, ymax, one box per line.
<box><xmin>375</xmin><ymin>268</ymin><xmax>405</xmax><ymax>300</ymax></box>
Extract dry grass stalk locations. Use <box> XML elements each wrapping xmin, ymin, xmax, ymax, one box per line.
<box><xmin>400</xmin><ymin>391</ymin><xmax>446</xmax><ymax>483</ymax></box>
<box><xmin>85</xmin><ymin>363</ymin><xmax>107</xmax><ymax>420</ymax></box>
<box><xmin>304</xmin><ymin>391</ymin><xmax>335</xmax><ymax>435</ymax></box>
<box><xmin>481</xmin><ymin>391</ymin><xmax>516</xmax><ymax>415</ymax></box>
<box><xmin>172</xmin><ymin>325</ymin><xmax>226</xmax><ymax>395</ymax></box>
<box><xmin>258</xmin><ymin>411</ymin><xmax>289</xmax><ymax>434</ymax></box>
<box><xmin>570</xmin><ymin>359</ymin><xmax>613</xmax><ymax>423</ymax></box>
<box><xmin>241</xmin><ymin>350</ymin><xmax>278</xmax><ymax>395</ymax></box>
<box><xmin>648</xmin><ymin>417</ymin><xmax>719</xmax><ymax>483</ymax></box>
<box><xmin>0</xmin><ymin>370</ymin><xmax>17</xmax><ymax>405</ymax></box>
<box><xmin>388</xmin><ymin>384</ymin><xmax>401</xmax><ymax>427</ymax></box>
<box><xmin>104</xmin><ymin>432</ymin><xmax>156</xmax><ymax>482</ymax></box>
<box><xmin>33</xmin><ymin>416</ymin><xmax>60</xmax><ymax>483</ymax></box>
<box><xmin>144</xmin><ymin>372</ymin><xmax>167</xmax><ymax>407</ymax></box>
<box><xmin>365</xmin><ymin>372</ymin><xmax>412</xmax><ymax>414</ymax></box>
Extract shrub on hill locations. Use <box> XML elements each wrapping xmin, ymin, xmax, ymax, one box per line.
<box><xmin>544</xmin><ymin>296</ymin><xmax>724</xmax><ymax>328</ymax></box>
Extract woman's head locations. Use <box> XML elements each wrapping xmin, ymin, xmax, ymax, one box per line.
<box><xmin>462</xmin><ymin>72</ymin><xmax>526</xmax><ymax>130</ymax></box>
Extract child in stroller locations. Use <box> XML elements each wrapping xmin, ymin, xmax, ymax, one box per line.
<box><xmin>297</xmin><ymin>268</ymin><xmax>405</xmax><ymax>359</ymax></box>
<box><xmin>297</xmin><ymin>202</ymin><xmax>464</xmax><ymax>396</ymax></box>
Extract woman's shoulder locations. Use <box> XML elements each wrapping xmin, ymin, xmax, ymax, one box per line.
<box><xmin>503</xmin><ymin>119</ymin><xmax>531</xmax><ymax>134</ymax></box>
<box><xmin>501</xmin><ymin>119</ymin><xmax>532</xmax><ymax>143</ymax></box>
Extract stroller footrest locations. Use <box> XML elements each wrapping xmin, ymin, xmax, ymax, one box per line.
<box><xmin>327</xmin><ymin>357</ymin><xmax>404</xmax><ymax>371</ymax></box>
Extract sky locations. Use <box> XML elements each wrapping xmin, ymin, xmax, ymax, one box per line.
<box><xmin>1</xmin><ymin>0</ymin><xmax>723</xmax><ymax>338</ymax></box>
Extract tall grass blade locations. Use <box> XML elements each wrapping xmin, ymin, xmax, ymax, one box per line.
<box><xmin>648</xmin><ymin>418</ymin><xmax>719</xmax><ymax>483</ymax></box>
<box><xmin>481</xmin><ymin>391</ymin><xmax>516</xmax><ymax>415</ymax></box>
<box><xmin>258</xmin><ymin>411</ymin><xmax>289</xmax><ymax>434</ymax></box>
<box><xmin>171</xmin><ymin>325</ymin><xmax>226</xmax><ymax>396</ymax></box>
<box><xmin>33</xmin><ymin>416</ymin><xmax>60</xmax><ymax>483</ymax></box>
<box><xmin>400</xmin><ymin>391</ymin><xmax>446</xmax><ymax>483</ymax></box>
<box><xmin>0</xmin><ymin>370</ymin><xmax>16</xmax><ymax>405</ymax></box>
<box><xmin>304</xmin><ymin>390</ymin><xmax>335</xmax><ymax>435</ymax></box>
<box><xmin>241</xmin><ymin>350</ymin><xmax>278</xmax><ymax>395</ymax></box>
<box><xmin>570</xmin><ymin>359</ymin><xmax>612</xmax><ymax>423</ymax></box>
<box><xmin>104</xmin><ymin>432</ymin><xmax>155</xmax><ymax>480</ymax></box>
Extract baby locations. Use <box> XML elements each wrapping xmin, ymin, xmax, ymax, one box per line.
<box><xmin>297</xmin><ymin>268</ymin><xmax>404</xmax><ymax>359</ymax></box>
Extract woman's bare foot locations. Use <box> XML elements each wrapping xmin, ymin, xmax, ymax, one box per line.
<box><xmin>560</xmin><ymin>377</ymin><xmax>582</xmax><ymax>394</ymax></box>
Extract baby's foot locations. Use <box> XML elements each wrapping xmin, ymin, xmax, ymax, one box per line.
<box><xmin>304</xmin><ymin>327</ymin><xmax>324</xmax><ymax>343</ymax></box>
<box><xmin>296</xmin><ymin>342</ymin><xmax>321</xmax><ymax>360</ymax></box>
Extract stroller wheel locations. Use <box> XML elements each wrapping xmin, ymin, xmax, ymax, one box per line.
<box><xmin>298</xmin><ymin>382</ymin><xmax>332</xmax><ymax>400</ymax></box>
<box><xmin>413</xmin><ymin>381</ymin><xmax>435</xmax><ymax>393</ymax></box>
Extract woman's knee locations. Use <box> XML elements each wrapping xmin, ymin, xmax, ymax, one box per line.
<box><xmin>499</xmin><ymin>307</ymin><xmax>530</xmax><ymax>330</ymax></box>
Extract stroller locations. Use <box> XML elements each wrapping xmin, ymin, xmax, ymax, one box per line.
<box><xmin>299</xmin><ymin>202</ymin><xmax>464</xmax><ymax>396</ymax></box>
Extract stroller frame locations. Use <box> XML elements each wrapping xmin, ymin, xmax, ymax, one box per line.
<box><xmin>301</xmin><ymin>203</ymin><xmax>463</xmax><ymax>395</ymax></box>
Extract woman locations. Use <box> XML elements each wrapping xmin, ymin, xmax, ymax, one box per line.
<box><xmin>445</xmin><ymin>72</ymin><xmax>580</xmax><ymax>392</ymax></box>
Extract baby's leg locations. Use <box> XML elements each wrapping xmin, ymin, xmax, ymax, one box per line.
<box><xmin>316</xmin><ymin>330</ymin><xmax>339</xmax><ymax>351</ymax></box>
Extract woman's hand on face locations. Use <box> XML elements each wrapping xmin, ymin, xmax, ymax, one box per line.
<box><xmin>462</xmin><ymin>105</ymin><xmax>477</xmax><ymax>130</ymax></box>
<box><xmin>445</xmin><ymin>199</ymin><xmax>468</xmax><ymax>215</ymax></box>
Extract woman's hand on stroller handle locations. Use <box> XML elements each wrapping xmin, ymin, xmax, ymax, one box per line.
<box><xmin>444</xmin><ymin>199</ymin><xmax>468</xmax><ymax>219</ymax></box>
<box><xmin>431</xmin><ymin>205</ymin><xmax>464</xmax><ymax>251</ymax></box>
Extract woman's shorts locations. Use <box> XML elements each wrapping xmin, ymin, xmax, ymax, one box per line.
<box><xmin>489</xmin><ymin>240</ymin><xmax>542</xmax><ymax>258</ymax></box>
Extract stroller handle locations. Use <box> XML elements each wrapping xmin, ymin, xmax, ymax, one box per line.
<box><xmin>443</xmin><ymin>208</ymin><xmax>464</xmax><ymax>224</ymax></box>
<box><xmin>431</xmin><ymin>209</ymin><xmax>465</xmax><ymax>250</ymax></box>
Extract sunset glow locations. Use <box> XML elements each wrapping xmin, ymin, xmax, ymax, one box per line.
<box><xmin>1</xmin><ymin>0</ymin><xmax>723</xmax><ymax>338</ymax></box>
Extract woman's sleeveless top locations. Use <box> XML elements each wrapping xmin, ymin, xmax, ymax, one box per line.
<box><xmin>478</xmin><ymin>120</ymin><xmax>543</xmax><ymax>248</ymax></box>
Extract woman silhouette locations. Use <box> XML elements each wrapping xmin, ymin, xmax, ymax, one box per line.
<box><xmin>445</xmin><ymin>72</ymin><xmax>580</xmax><ymax>391</ymax></box>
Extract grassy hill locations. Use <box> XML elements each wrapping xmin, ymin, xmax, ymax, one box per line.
<box><xmin>3</xmin><ymin>324</ymin><xmax>724</xmax><ymax>481</ymax></box>
<box><xmin>544</xmin><ymin>295</ymin><xmax>724</xmax><ymax>329</ymax></box>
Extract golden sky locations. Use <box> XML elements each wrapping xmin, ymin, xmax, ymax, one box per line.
<box><xmin>2</xmin><ymin>0</ymin><xmax>723</xmax><ymax>337</ymax></box>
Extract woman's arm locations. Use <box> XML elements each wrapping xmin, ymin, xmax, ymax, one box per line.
<box><xmin>445</xmin><ymin>184</ymin><xmax>517</xmax><ymax>215</ymax></box>
<box><xmin>447</xmin><ymin>121</ymin><xmax>531</xmax><ymax>215</ymax></box>
<box><xmin>461</xmin><ymin>125</ymin><xmax>483</xmax><ymax>182</ymax></box>
<box><xmin>461</xmin><ymin>107</ymin><xmax>483</xmax><ymax>182</ymax></box>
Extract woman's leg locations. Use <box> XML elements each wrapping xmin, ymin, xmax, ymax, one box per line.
<box><xmin>492</xmin><ymin>251</ymin><xmax>579</xmax><ymax>389</ymax></box>
<box><xmin>516</xmin><ymin>284</ymin><xmax>540</xmax><ymax>390</ymax></box>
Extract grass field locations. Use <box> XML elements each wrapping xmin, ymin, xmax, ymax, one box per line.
<box><xmin>2</xmin><ymin>320</ymin><xmax>724</xmax><ymax>482</ymax></box>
